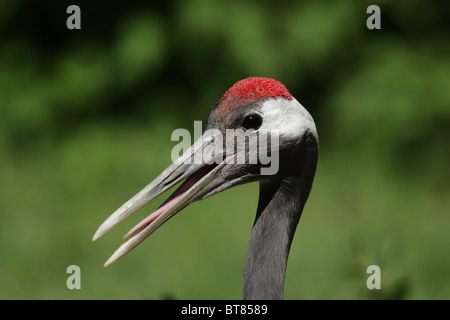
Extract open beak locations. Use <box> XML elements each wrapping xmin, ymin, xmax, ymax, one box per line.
<box><xmin>93</xmin><ymin>131</ymin><xmax>232</xmax><ymax>266</ymax></box>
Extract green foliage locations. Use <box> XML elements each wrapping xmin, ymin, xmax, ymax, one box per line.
<box><xmin>0</xmin><ymin>0</ymin><xmax>449</xmax><ymax>299</ymax></box>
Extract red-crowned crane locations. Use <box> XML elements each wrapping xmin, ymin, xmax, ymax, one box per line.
<box><xmin>93</xmin><ymin>77</ymin><xmax>318</xmax><ymax>299</ymax></box>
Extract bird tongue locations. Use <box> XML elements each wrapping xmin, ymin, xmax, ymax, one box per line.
<box><xmin>124</xmin><ymin>164</ymin><xmax>217</xmax><ymax>239</ymax></box>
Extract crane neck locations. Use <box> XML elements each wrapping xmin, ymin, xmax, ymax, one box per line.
<box><xmin>242</xmin><ymin>133</ymin><xmax>318</xmax><ymax>300</ymax></box>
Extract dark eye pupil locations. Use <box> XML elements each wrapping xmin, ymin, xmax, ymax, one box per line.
<box><xmin>242</xmin><ymin>114</ymin><xmax>262</xmax><ymax>130</ymax></box>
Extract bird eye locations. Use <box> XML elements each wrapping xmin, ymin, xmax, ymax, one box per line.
<box><xmin>242</xmin><ymin>114</ymin><xmax>262</xmax><ymax>130</ymax></box>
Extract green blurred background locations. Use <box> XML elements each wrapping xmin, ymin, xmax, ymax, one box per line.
<box><xmin>0</xmin><ymin>0</ymin><xmax>449</xmax><ymax>299</ymax></box>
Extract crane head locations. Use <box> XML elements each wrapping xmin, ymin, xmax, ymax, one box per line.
<box><xmin>93</xmin><ymin>77</ymin><xmax>317</xmax><ymax>266</ymax></box>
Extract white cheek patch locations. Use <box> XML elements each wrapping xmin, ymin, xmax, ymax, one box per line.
<box><xmin>259</xmin><ymin>98</ymin><xmax>318</xmax><ymax>141</ymax></box>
